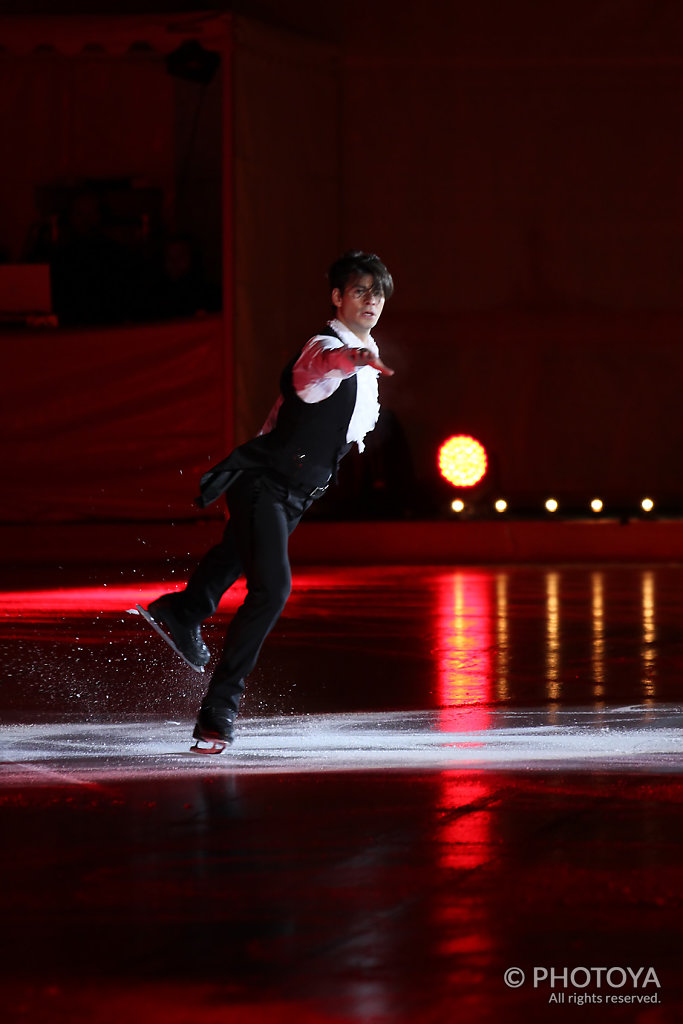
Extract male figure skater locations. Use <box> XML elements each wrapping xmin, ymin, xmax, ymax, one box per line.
<box><xmin>137</xmin><ymin>250</ymin><xmax>394</xmax><ymax>752</ymax></box>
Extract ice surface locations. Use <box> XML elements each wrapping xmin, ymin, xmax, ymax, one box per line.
<box><xmin>1</xmin><ymin>705</ymin><xmax>681</xmax><ymax>786</ymax></box>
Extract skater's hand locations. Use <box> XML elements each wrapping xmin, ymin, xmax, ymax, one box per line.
<box><xmin>354</xmin><ymin>348</ymin><xmax>395</xmax><ymax>376</ymax></box>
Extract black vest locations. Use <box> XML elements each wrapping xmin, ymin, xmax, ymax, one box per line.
<box><xmin>196</xmin><ymin>326</ymin><xmax>357</xmax><ymax>507</ymax></box>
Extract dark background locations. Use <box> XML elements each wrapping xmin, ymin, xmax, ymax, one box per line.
<box><xmin>3</xmin><ymin>1</ymin><xmax>683</xmax><ymax>521</ymax></box>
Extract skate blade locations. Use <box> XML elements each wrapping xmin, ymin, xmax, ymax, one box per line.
<box><xmin>134</xmin><ymin>604</ymin><xmax>205</xmax><ymax>674</ymax></box>
<box><xmin>190</xmin><ymin>738</ymin><xmax>227</xmax><ymax>755</ymax></box>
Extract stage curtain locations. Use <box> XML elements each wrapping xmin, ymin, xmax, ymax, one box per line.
<box><xmin>381</xmin><ymin>310</ymin><xmax>683</xmax><ymax>508</ymax></box>
<box><xmin>1</xmin><ymin>316</ymin><xmax>227</xmax><ymax>522</ymax></box>
<box><xmin>341</xmin><ymin>59</ymin><xmax>683</xmax><ymax>314</ymax></box>
<box><xmin>231</xmin><ymin>18</ymin><xmax>340</xmax><ymax>444</ymax></box>
<box><xmin>0</xmin><ymin>52</ymin><xmax>174</xmax><ymax>266</ymax></box>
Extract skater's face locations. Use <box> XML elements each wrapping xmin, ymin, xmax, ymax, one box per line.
<box><xmin>332</xmin><ymin>273</ymin><xmax>385</xmax><ymax>340</ymax></box>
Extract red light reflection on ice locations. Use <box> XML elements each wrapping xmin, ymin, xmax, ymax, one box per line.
<box><xmin>0</xmin><ymin>569</ymin><xmax>378</xmax><ymax>622</ymax></box>
<box><xmin>438</xmin><ymin>774</ymin><xmax>494</xmax><ymax>871</ymax></box>
<box><xmin>435</xmin><ymin>772</ymin><xmax>493</xmax><ymax>958</ymax></box>
<box><xmin>435</xmin><ymin>576</ymin><xmax>495</xmax><ymax>949</ymax></box>
<box><xmin>435</xmin><ymin>572</ymin><xmax>493</xmax><ymax>733</ymax></box>
<box><xmin>0</xmin><ymin>572</ymin><xmax>357</xmax><ymax>621</ymax></box>
<box><xmin>0</xmin><ymin>583</ymin><xmax>184</xmax><ymax>619</ymax></box>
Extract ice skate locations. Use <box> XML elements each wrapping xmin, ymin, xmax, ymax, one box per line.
<box><xmin>134</xmin><ymin>594</ymin><xmax>210</xmax><ymax>672</ymax></box>
<box><xmin>190</xmin><ymin>735</ymin><xmax>227</xmax><ymax>754</ymax></box>
<box><xmin>190</xmin><ymin>706</ymin><xmax>235</xmax><ymax>754</ymax></box>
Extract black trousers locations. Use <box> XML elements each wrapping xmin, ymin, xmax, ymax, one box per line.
<box><xmin>175</xmin><ymin>471</ymin><xmax>312</xmax><ymax>715</ymax></box>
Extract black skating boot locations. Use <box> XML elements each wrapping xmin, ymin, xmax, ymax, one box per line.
<box><xmin>191</xmin><ymin>705</ymin><xmax>235</xmax><ymax>754</ymax></box>
<box><xmin>136</xmin><ymin>594</ymin><xmax>210</xmax><ymax>672</ymax></box>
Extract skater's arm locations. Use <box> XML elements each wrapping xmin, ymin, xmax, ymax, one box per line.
<box><xmin>259</xmin><ymin>340</ymin><xmax>371</xmax><ymax>435</ymax></box>
<box><xmin>293</xmin><ymin>337</ymin><xmax>392</xmax><ymax>403</ymax></box>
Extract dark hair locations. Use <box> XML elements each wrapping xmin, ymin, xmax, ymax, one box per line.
<box><xmin>328</xmin><ymin>250</ymin><xmax>394</xmax><ymax>300</ymax></box>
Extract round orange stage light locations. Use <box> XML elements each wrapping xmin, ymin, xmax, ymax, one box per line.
<box><xmin>437</xmin><ymin>435</ymin><xmax>487</xmax><ymax>488</ymax></box>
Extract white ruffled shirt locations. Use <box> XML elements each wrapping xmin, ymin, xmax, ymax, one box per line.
<box><xmin>260</xmin><ymin>319</ymin><xmax>381</xmax><ymax>452</ymax></box>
